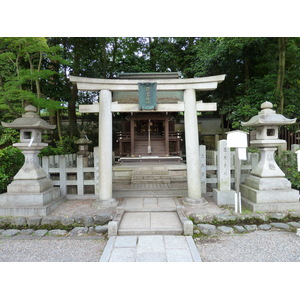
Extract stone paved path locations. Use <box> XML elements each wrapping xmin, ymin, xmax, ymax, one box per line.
<box><xmin>100</xmin><ymin>235</ymin><xmax>201</xmax><ymax>262</ymax></box>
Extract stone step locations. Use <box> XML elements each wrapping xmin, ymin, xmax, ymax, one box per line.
<box><xmin>113</xmin><ymin>190</ymin><xmax>188</xmax><ymax>197</ymax></box>
<box><xmin>117</xmin><ymin>228</ymin><xmax>183</xmax><ymax>235</ymax></box>
<box><xmin>131</xmin><ymin>175</ymin><xmax>170</xmax><ymax>180</ymax></box>
<box><xmin>117</xmin><ymin>211</ymin><xmax>183</xmax><ymax>236</ymax></box>
<box><xmin>131</xmin><ymin>179</ymin><xmax>171</xmax><ymax>184</ymax></box>
<box><xmin>113</xmin><ymin>182</ymin><xmax>187</xmax><ymax>190</ymax></box>
<box><xmin>132</xmin><ymin>174</ymin><xmax>169</xmax><ymax>178</ymax></box>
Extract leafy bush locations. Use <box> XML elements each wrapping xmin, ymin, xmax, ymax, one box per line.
<box><xmin>39</xmin><ymin>136</ymin><xmax>78</xmax><ymax>157</ymax></box>
<box><xmin>0</xmin><ymin>127</ymin><xmax>20</xmax><ymax>147</ymax></box>
<box><xmin>276</xmin><ymin>150</ymin><xmax>300</xmax><ymax>190</ymax></box>
<box><xmin>0</xmin><ymin>146</ymin><xmax>24</xmax><ymax>193</ymax></box>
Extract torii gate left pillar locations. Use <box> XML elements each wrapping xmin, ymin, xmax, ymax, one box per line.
<box><xmin>97</xmin><ymin>89</ymin><xmax>116</xmax><ymax>207</ymax></box>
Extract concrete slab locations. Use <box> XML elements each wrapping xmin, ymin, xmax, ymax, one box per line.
<box><xmin>121</xmin><ymin>197</ymin><xmax>177</xmax><ymax>212</ymax></box>
<box><xmin>100</xmin><ymin>235</ymin><xmax>202</xmax><ymax>262</ymax></box>
<box><xmin>144</xmin><ymin>197</ymin><xmax>158</xmax><ymax>208</ymax></box>
<box><xmin>119</xmin><ymin>212</ymin><xmax>150</xmax><ymax>229</ymax></box>
<box><xmin>114</xmin><ymin>236</ymin><xmax>138</xmax><ymax>248</ymax></box>
<box><xmin>164</xmin><ymin>235</ymin><xmax>189</xmax><ymax>249</ymax></box>
<box><xmin>165</xmin><ymin>249</ymin><xmax>193</xmax><ymax>262</ymax></box>
<box><xmin>150</xmin><ymin>212</ymin><xmax>182</xmax><ymax>229</ymax></box>
<box><xmin>118</xmin><ymin>211</ymin><xmax>183</xmax><ymax>235</ymax></box>
<box><xmin>137</xmin><ymin>235</ymin><xmax>165</xmax><ymax>253</ymax></box>
<box><xmin>136</xmin><ymin>252</ymin><xmax>167</xmax><ymax>262</ymax></box>
<box><xmin>109</xmin><ymin>248</ymin><xmax>136</xmax><ymax>262</ymax></box>
<box><xmin>123</xmin><ymin>198</ymin><xmax>144</xmax><ymax>208</ymax></box>
<box><xmin>158</xmin><ymin>198</ymin><xmax>177</xmax><ymax>208</ymax></box>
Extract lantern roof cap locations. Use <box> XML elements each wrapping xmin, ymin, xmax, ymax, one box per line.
<box><xmin>241</xmin><ymin>101</ymin><xmax>296</xmax><ymax>127</ymax></box>
<box><xmin>1</xmin><ymin>105</ymin><xmax>56</xmax><ymax>130</ymax></box>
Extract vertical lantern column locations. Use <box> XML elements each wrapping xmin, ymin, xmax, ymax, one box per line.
<box><xmin>183</xmin><ymin>89</ymin><xmax>207</xmax><ymax>205</ymax></box>
<box><xmin>94</xmin><ymin>90</ymin><xmax>116</xmax><ymax>207</ymax></box>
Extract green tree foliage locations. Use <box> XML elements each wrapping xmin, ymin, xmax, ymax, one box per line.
<box><xmin>2</xmin><ymin>36</ymin><xmax>300</xmax><ymax>147</ymax></box>
<box><xmin>0</xmin><ymin>37</ymin><xmax>64</xmax><ymax>117</ymax></box>
<box><xmin>0</xmin><ymin>146</ymin><xmax>24</xmax><ymax>193</ymax></box>
<box><xmin>191</xmin><ymin>37</ymin><xmax>300</xmax><ymax>130</ymax></box>
<box><xmin>276</xmin><ymin>151</ymin><xmax>300</xmax><ymax>190</ymax></box>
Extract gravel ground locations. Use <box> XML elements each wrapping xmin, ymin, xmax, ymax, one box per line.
<box><xmin>47</xmin><ymin>195</ymin><xmax>228</xmax><ymax>218</ymax></box>
<box><xmin>48</xmin><ymin>199</ymin><xmax>119</xmax><ymax>217</ymax></box>
<box><xmin>0</xmin><ymin>236</ymin><xmax>107</xmax><ymax>262</ymax></box>
<box><xmin>196</xmin><ymin>230</ymin><xmax>300</xmax><ymax>262</ymax></box>
<box><xmin>1</xmin><ymin>230</ymin><xmax>300</xmax><ymax>262</ymax></box>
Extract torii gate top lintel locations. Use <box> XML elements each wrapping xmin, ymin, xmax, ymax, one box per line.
<box><xmin>69</xmin><ymin>74</ymin><xmax>226</xmax><ymax>92</ymax></box>
<box><xmin>70</xmin><ymin>74</ymin><xmax>225</xmax><ymax>113</ymax></box>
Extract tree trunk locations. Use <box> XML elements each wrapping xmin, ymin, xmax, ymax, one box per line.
<box><xmin>100</xmin><ymin>38</ymin><xmax>107</xmax><ymax>78</ymax></box>
<box><xmin>149</xmin><ymin>37</ymin><xmax>157</xmax><ymax>71</ymax></box>
<box><xmin>110</xmin><ymin>37</ymin><xmax>118</xmax><ymax>78</ymax></box>
<box><xmin>69</xmin><ymin>83</ymin><xmax>78</xmax><ymax>138</ymax></box>
<box><xmin>244</xmin><ymin>56</ymin><xmax>250</xmax><ymax>91</ymax></box>
<box><xmin>56</xmin><ymin>110</ymin><xmax>63</xmax><ymax>141</ymax></box>
<box><xmin>277</xmin><ymin>37</ymin><xmax>288</xmax><ymax>114</ymax></box>
<box><xmin>68</xmin><ymin>38</ymin><xmax>80</xmax><ymax>138</ymax></box>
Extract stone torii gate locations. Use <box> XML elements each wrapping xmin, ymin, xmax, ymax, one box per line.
<box><xmin>69</xmin><ymin>74</ymin><xmax>225</xmax><ymax>207</ymax></box>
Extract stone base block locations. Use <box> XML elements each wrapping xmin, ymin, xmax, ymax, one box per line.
<box><xmin>92</xmin><ymin>198</ymin><xmax>117</xmax><ymax>209</ymax></box>
<box><xmin>241</xmin><ymin>196</ymin><xmax>300</xmax><ymax>213</ymax></box>
<box><xmin>0</xmin><ymin>196</ymin><xmax>65</xmax><ymax>217</ymax></box>
<box><xmin>183</xmin><ymin>197</ymin><xmax>208</xmax><ymax>206</ymax></box>
<box><xmin>0</xmin><ymin>187</ymin><xmax>65</xmax><ymax>217</ymax></box>
<box><xmin>240</xmin><ymin>184</ymin><xmax>299</xmax><ymax>204</ymax></box>
<box><xmin>7</xmin><ymin>178</ymin><xmax>53</xmax><ymax>194</ymax></box>
<box><xmin>0</xmin><ymin>187</ymin><xmax>61</xmax><ymax>206</ymax></box>
<box><xmin>213</xmin><ymin>189</ymin><xmax>236</xmax><ymax>206</ymax></box>
<box><xmin>245</xmin><ymin>175</ymin><xmax>291</xmax><ymax>190</ymax></box>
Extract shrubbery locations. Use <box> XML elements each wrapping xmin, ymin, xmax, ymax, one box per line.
<box><xmin>0</xmin><ymin>146</ymin><xmax>24</xmax><ymax>193</ymax></box>
<box><xmin>39</xmin><ymin>136</ymin><xmax>78</xmax><ymax>156</ymax></box>
<box><xmin>276</xmin><ymin>151</ymin><xmax>300</xmax><ymax>190</ymax></box>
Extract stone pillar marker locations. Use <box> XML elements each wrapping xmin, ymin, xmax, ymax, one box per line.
<box><xmin>199</xmin><ymin>145</ymin><xmax>207</xmax><ymax>194</ymax></box>
<box><xmin>93</xmin><ymin>90</ymin><xmax>117</xmax><ymax>208</ymax></box>
<box><xmin>183</xmin><ymin>89</ymin><xmax>206</xmax><ymax>205</ymax></box>
<box><xmin>213</xmin><ymin>139</ymin><xmax>236</xmax><ymax>206</ymax></box>
<box><xmin>0</xmin><ymin>105</ymin><xmax>64</xmax><ymax>216</ymax></box>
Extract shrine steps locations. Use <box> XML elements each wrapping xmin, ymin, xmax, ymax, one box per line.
<box><xmin>112</xmin><ymin>163</ymin><xmax>187</xmax><ymax>197</ymax></box>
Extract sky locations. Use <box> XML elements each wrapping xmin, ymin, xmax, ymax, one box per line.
<box><xmin>1</xmin><ymin>1</ymin><xmax>299</xmax><ymax>37</ymax></box>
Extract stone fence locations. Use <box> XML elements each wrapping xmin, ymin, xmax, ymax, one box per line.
<box><xmin>200</xmin><ymin>142</ymin><xmax>259</xmax><ymax>194</ymax></box>
<box><xmin>40</xmin><ymin>149</ymin><xmax>98</xmax><ymax>198</ymax></box>
<box><xmin>39</xmin><ymin>144</ymin><xmax>261</xmax><ymax>199</ymax></box>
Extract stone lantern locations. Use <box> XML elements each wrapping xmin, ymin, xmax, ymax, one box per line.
<box><xmin>0</xmin><ymin>105</ymin><xmax>64</xmax><ymax>216</ymax></box>
<box><xmin>240</xmin><ymin>101</ymin><xmax>300</xmax><ymax>212</ymax></box>
<box><xmin>75</xmin><ymin>130</ymin><xmax>92</xmax><ymax>167</ymax></box>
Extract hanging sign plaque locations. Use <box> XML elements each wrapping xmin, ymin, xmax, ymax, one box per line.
<box><xmin>138</xmin><ymin>82</ymin><xmax>157</xmax><ymax>110</ymax></box>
